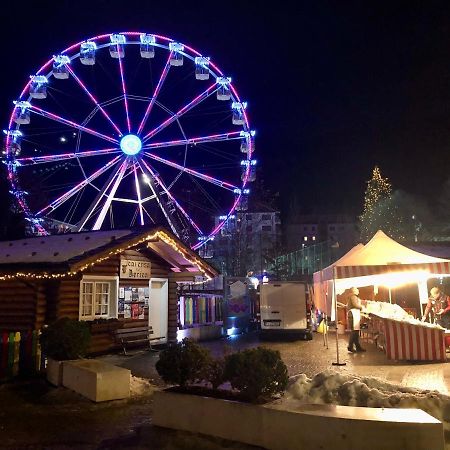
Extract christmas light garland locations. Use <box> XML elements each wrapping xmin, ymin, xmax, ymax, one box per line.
<box><xmin>0</xmin><ymin>231</ymin><xmax>214</xmax><ymax>281</ymax></box>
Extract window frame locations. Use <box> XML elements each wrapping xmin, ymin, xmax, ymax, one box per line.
<box><xmin>79</xmin><ymin>275</ymin><xmax>119</xmax><ymax>321</ymax></box>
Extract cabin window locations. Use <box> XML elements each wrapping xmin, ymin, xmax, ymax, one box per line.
<box><xmin>79</xmin><ymin>276</ymin><xmax>118</xmax><ymax>320</ymax></box>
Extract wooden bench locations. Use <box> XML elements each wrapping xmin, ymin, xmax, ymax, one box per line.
<box><xmin>113</xmin><ymin>325</ymin><xmax>156</xmax><ymax>355</ymax></box>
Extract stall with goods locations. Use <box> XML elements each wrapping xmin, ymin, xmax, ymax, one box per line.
<box><xmin>313</xmin><ymin>230</ymin><xmax>450</xmax><ymax>363</ymax></box>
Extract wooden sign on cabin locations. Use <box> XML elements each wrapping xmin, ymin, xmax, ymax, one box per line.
<box><xmin>120</xmin><ymin>258</ymin><xmax>151</xmax><ymax>279</ymax></box>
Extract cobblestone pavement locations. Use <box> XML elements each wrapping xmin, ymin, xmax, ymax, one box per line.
<box><xmin>99</xmin><ymin>330</ymin><xmax>450</xmax><ymax>393</ymax></box>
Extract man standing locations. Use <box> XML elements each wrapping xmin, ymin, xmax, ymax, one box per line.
<box><xmin>347</xmin><ymin>287</ymin><xmax>366</xmax><ymax>352</ymax></box>
<box><xmin>422</xmin><ymin>287</ymin><xmax>450</xmax><ymax>329</ymax></box>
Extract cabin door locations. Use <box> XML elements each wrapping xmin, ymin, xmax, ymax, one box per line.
<box><xmin>149</xmin><ymin>278</ymin><xmax>168</xmax><ymax>344</ymax></box>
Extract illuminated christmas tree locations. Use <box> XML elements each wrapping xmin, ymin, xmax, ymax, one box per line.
<box><xmin>359</xmin><ymin>166</ymin><xmax>392</xmax><ymax>241</ymax></box>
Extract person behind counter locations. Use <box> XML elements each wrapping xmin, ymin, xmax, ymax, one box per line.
<box><xmin>421</xmin><ymin>286</ymin><xmax>450</xmax><ymax>328</ymax></box>
<box><xmin>347</xmin><ymin>287</ymin><xmax>366</xmax><ymax>353</ymax></box>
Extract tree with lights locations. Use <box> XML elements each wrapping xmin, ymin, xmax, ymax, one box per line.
<box><xmin>359</xmin><ymin>166</ymin><xmax>392</xmax><ymax>241</ymax></box>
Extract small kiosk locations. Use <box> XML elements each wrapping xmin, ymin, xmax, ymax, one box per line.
<box><xmin>177</xmin><ymin>276</ymin><xmax>258</xmax><ymax>341</ymax></box>
<box><xmin>0</xmin><ymin>227</ymin><xmax>218</xmax><ymax>353</ymax></box>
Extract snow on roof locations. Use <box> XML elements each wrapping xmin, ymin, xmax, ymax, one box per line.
<box><xmin>0</xmin><ymin>229</ymin><xmax>133</xmax><ymax>264</ymax></box>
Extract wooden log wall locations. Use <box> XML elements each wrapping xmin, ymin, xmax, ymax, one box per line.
<box><xmin>35</xmin><ymin>281</ymin><xmax>49</xmax><ymax>329</ymax></box>
<box><xmin>56</xmin><ymin>278</ymin><xmax>81</xmax><ymax>320</ymax></box>
<box><xmin>0</xmin><ymin>280</ymin><xmax>40</xmax><ymax>331</ymax></box>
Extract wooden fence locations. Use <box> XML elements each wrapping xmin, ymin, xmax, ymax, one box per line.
<box><xmin>0</xmin><ymin>330</ymin><xmax>43</xmax><ymax>380</ymax></box>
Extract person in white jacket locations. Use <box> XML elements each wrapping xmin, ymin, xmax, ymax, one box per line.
<box><xmin>347</xmin><ymin>287</ymin><xmax>366</xmax><ymax>352</ymax></box>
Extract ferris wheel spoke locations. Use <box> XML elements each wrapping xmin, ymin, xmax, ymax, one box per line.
<box><xmin>77</xmin><ymin>159</ymin><xmax>128</xmax><ymax>230</ymax></box>
<box><xmin>142</xmin><ymin>131</ymin><xmax>242</xmax><ymax>150</ymax></box>
<box><xmin>139</xmin><ymin>158</ymin><xmax>203</xmax><ymax>236</ymax></box>
<box><xmin>137</xmin><ymin>52</ymin><xmax>173</xmax><ymax>135</ymax></box>
<box><xmin>92</xmin><ymin>159</ymin><xmax>129</xmax><ymax>230</ymax></box>
<box><xmin>142</xmin><ymin>83</ymin><xmax>218</xmax><ymax>143</ymax></box>
<box><xmin>133</xmin><ymin>163</ymin><xmax>145</xmax><ymax>226</ymax></box>
<box><xmin>16</xmin><ymin>147</ymin><xmax>121</xmax><ymax>166</ymax></box>
<box><xmin>66</xmin><ymin>65</ymin><xmax>123</xmax><ymax>136</ymax></box>
<box><xmin>136</xmin><ymin>159</ymin><xmax>180</xmax><ymax>236</ymax></box>
<box><xmin>37</xmin><ymin>155</ymin><xmax>122</xmax><ymax>216</ymax></box>
<box><xmin>28</xmin><ymin>105</ymin><xmax>119</xmax><ymax>144</ymax></box>
<box><xmin>142</xmin><ymin>152</ymin><xmax>238</xmax><ymax>191</ymax></box>
<box><xmin>117</xmin><ymin>51</ymin><xmax>131</xmax><ymax>133</ymax></box>
<box><xmin>141</xmin><ymin>204</ymin><xmax>156</xmax><ymax>224</ymax></box>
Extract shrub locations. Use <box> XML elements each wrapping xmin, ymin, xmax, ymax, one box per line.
<box><xmin>204</xmin><ymin>357</ymin><xmax>226</xmax><ymax>390</ymax></box>
<box><xmin>224</xmin><ymin>347</ymin><xmax>288</xmax><ymax>402</ymax></box>
<box><xmin>40</xmin><ymin>317</ymin><xmax>91</xmax><ymax>361</ymax></box>
<box><xmin>155</xmin><ymin>338</ymin><xmax>210</xmax><ymax>388</ymax></box>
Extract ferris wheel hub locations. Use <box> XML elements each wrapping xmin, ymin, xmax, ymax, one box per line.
<box><xmin>120</xmin><ymin>134</ymin><xmax>142</xmax><ymax>155</ymax></box>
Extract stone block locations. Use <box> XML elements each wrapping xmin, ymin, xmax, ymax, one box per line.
<box><xmin>62</xmin><ymin>359</ymin><xmax>130</xmax><ymax>402</ymax></box>
<box><xmin>46</xmin><ymin>358</ymin><xmax>64</xmax><ymax>386</ymax></box>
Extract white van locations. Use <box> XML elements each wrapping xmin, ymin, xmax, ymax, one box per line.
<box><xmin>259</xmin><ymin>281</ymin><xmax>312</xmax><ymax>339</ymax></box>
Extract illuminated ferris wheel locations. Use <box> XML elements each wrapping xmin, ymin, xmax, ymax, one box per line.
<box><xmin>3</xmin><ymin>32</ymin><xmax>255</xmax><ymax>249</ymax></box>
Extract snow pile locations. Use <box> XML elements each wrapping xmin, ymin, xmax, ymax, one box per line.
<box><xmin>286</xmin><ymin>371</ymin><xmax>450</xmax><ymax>430</ymax></box>
<box><xmin>130</xmin><ymin>376</ymin><xmax>155</xmax><ymax>397</ymax></box>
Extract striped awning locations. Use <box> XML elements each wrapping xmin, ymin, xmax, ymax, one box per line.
<box><xmin>335</xmin><ymin>261</ymin><xmax>450</xmax><ymax>279</ymax></box>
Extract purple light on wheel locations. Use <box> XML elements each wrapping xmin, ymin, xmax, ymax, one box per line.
<box><xmin>5</xmin><ymin>31</ymin><xmax>254</xmax><ymax>247</ymax></box>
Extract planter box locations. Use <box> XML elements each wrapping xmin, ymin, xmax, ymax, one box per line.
<box><xmin>46</xmin><ymin>358</ymin><xmax>64</xmax><ymax>386</ymax></box>
<box><xmin>153</xmin><ymin>391</ymin><xmax>444</xmax><ymax>450</ymax></box>
<box><xmin>62</xmin><ymin>359</ymin><xmax>130</xmax><ymax>402</ymax></box>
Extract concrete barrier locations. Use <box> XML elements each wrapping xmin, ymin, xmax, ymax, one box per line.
<box><xmin>62</xmin><ymin>359</ymin><xmax>130</xmax><ymax>402</ymax></box>
<box><xmin>46</xmin><ymin>358</ymin><xmax>64</xmax><ymax>386</ymax></box>
<box><xmin>153</xmin><ymin>391</ymin><xmax>445</xmax><ymax>450</ymax></box>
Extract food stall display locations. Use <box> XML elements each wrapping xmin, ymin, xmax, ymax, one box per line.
<box><xmin>313</xmin><ymin>230</ymin><xmax>450</xmax><ymax>364</ymax></box>
<box><xmin>365</xmin><ymin>301</ymin><xmax>446</xmax><ymax>362</ymax></box>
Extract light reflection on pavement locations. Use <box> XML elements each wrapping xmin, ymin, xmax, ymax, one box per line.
<box><xmin>98</xmin><ymin>330</ymin><xmax>450</xmax><ymax>394</ymax></box>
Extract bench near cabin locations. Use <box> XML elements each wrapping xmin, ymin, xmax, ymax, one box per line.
<box><xmin>113</xmin><ymin>325</ymin><xmax>155</xmax><ymax>355</ymax></box>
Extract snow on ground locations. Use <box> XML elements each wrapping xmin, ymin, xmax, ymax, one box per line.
<box><xmin>130</xmin><ymin>375</ymin><xmax>155</xmax><ymax>397</ymax></box>
<box><xmin>286</xmin><ymin>370</ymin><xmax>450</xmax><ymax>432</ymax></box>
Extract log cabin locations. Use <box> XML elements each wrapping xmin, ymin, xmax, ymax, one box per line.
<box><xmin>0</xmin><ymin>227</ymin><xmax>218</xmax><ymax>354</ymax></box>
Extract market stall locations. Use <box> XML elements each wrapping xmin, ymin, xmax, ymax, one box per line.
<box><xmin>364</xmin><ymin>301</ymin><xmax>446</xmax><ymax>362</ymax></box>
<box><xmin>313</xmin><ymin>230</ymin><xmax>450</xmax><ymax>362</ymax></box>
<box><xmin>177</xmin><ymin>276</ymin><xmax>257</xmax><ymax>341</ymax></box>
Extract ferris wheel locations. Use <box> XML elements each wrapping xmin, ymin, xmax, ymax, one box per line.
<box><xmin>3</xmin><ymin>32</ymin><xmax>255</xmax><ymax>249</ymax></box>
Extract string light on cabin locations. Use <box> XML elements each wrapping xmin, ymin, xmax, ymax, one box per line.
<box><xmin>0</xmin><ymin>231</ymin><xmax>214</xmax><ymax>281</ymax></box>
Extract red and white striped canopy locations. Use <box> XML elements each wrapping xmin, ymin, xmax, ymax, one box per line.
<box><xmin>317</xmin><ymin>230</ymin><xmax>450</xmax><ymax>281</ymax></box>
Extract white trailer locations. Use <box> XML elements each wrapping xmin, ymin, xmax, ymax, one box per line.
<box><xmin>260</xmin><ymin>281</ymin><xmax>312</xmax><ymax>339</ymax></box>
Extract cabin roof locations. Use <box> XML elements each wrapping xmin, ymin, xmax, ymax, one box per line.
<box><xmin>0</xmin><ymin>227</ymin><xmax>218</xmax><ymax>279</ymax></box>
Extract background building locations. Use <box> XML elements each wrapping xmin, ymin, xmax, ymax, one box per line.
<box><xmin>285</xmin><ymin>214</ymin><xmax>358</xmax><ymax>254</ymax></box>
<box><xmin>263</xmin><ymin>214</ymin><xmax>359</xmax><ymax>279</ymax></box>
<box><xmin>206</xmin><ymin>209</ymin><xmax>281</xmax><ymax>277</ymax></box>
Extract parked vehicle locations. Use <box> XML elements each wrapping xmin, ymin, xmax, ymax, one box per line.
<box><xmin>259</xmin><ymin>281</ymin><xmax>312</xmax><ymax>339</ymax></box>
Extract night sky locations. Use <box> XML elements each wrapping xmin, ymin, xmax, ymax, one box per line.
<box><xmin>1</xmin><ymin>0</ymin><xmax>449</xmax><ymax>220</ymax></box>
